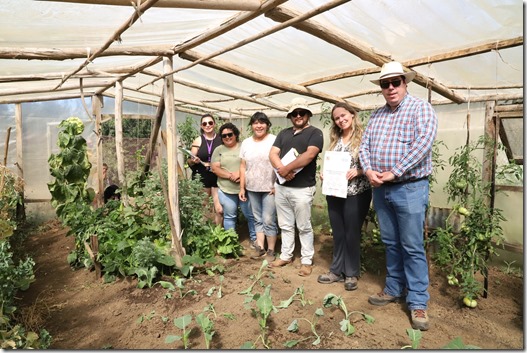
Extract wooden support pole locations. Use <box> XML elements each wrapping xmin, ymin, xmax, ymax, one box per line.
<box><xmin>93</xmin><ymin>94</ymin><xmax>104</xmax><ymax>207</ymax></box>
<box><xmin>15</xmin><ymin>104</ymin><xmax>25</xmax><ymax>220</ymax></box>
<box><xmin>163</xmin><ymin>56</ymin><xmax>185</xmax><ymax>267</ymax></box>
<box><xmin>114</xmin><ymin>81</ymin><xmax>127</xmax><ymax>205</ymax></box>
<box><xmin>143</xmin><ymin>92</ymin><xmax>165</xmax><ymax>175</ymax></box>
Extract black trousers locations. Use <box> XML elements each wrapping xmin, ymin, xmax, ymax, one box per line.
<box><xmin>326</xmin><ymin>189</ymin><xmax>372</xmax><ymax>278</ymax></box>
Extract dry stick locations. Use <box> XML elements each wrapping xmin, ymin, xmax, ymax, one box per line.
<box><xmin>54</xmin><ymin>0</ymin><xmax>160</xmax><ymax>90</ymax></box>
<box><xmin>138</xmin><ymin>0</ymin><xmax>351</xmax><ymax>89</ymax></box>
<box><xmin>0</xmin><ymin>127</ymin><xmax>12</xmax><ymax>194</ymax></box>
<box><xmin>155</xmin><ymin>153</ymin><xmax>185</xmax><ymax>268</ymax></box>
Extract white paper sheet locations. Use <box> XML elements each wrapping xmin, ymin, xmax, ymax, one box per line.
<box><xmin>322</xmin><ymin>151</ymin><xmax>351</xmax><ymax>198</ymax></box>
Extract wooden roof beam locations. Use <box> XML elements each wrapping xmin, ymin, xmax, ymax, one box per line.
<box><xmin>37</xmin><ymin>0</ymin><xmax>263</xmax><ymax>11</ymax></box>
<box><xmin>179</xmin><ymin>49</ymin><xmax>357</xmax><ymax>109</ymax></box>
<box><xmin>265</xmin><ymin>6</ymin><xmax>466</xmax><ymax>104</ymax></box>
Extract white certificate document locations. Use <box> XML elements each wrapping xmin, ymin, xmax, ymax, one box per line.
<box><xmin>322</xmin><ymin>151</ymin><xmax>351</xmax><ymax>198</ymax></box>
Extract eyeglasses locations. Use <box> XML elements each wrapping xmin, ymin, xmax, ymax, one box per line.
<box><xmin>380</xmin><ymin>79</ymin><xmax>402</xmax><ymax>89</ymax></box>
<box><xmin>201</xmin><ymin>121</ymin><xmax>214</xmax><ymax>127</ymax></box>
<box><xmin>290</xmin><ymin>110</ymin><xmax>308</xmax><ymax>118</ymax></box>
<box><xmin>221</xmin><ymin>132</ymin><xmax>234</xmax><ymax>138</ymax></box>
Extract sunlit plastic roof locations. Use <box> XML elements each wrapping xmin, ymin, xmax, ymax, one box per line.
<box><xmin>0</xmin><ymin>0</ymin><xmax>523</xmax><ymax>118</ymax></box>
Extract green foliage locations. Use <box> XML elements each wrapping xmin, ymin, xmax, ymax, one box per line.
<box><xmin>322</xmin><ymin>293</ymin><xmax>374</xmax><ymax>336</ymax></box>
<box><xmin>244</xmin><ymin>284</ymin><xmax>277</xmax><ymax>349</ymax></box>
<box><xmin>47</xmin><ymin>117</ymin><xmax>93</xmax><ymax>221</ymax></box>
<box><xmin>285</xmin><ymin>308</ymin><xmax>325</xmax><ymax>347</ymax></box>
<box><xmin>196</xmin><ymin>311</ymin><xmax>215</xmax><ymax>349</ymax></box>
<box><xmin>0</xmin><ymin>167</ymin><xmax>23</xmax><ymax>232</ymax></box>
<box><xmin>0</xmin><ymin>241</ymin><xmax>34</xmax><ymax>313</ymax></box>
<box><xmin>177</xmin><ymin>115</ymin><xmax>200</xmax><ymax>149</ymax></box>
<box><xmin>431</xmin><ymin>135</ymin><xmax>506</xmax><ymax>300</ymax></box>
<box><xmin>165</xmin><ymin>314</ymin><xmax>193</xmax><ymax>349</ymax></box>
<box><xmin>275</xmin><ymin>285</ymin><xmax>312</xmax><ymax>308</ymax></box>
<box><xmin>101</xmin><ymin>118</ymin><xmax>152</xmax><ymax>138</ymax></box>
<box><xmin>0</xmin><ymin>241</ymin><xmax>51</xmax><ymax>349</ymax></box>
<box><xmin>401</xmin><ymin>328</ymin><xmax>422</xmax><ymax>349</ymax></box>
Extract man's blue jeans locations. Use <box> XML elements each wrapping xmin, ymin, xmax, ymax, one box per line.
<box><xmin>372</xmin><ymin>179</ymin><xmax>430</xmax><ymax>310</ymax></box>
<box><xmin>218</xmin><ymin>189</ymin><xmax>256</xmax><ymax>241</ymax></box>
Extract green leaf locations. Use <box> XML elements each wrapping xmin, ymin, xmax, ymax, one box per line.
<box><xmin>174</xmin><ymin>315</ymin><xmax>192</xmax><ymax>330</ymax></box>
<box><xmin>287</xmin><ymin>319</ymin><xmax>299</xmax><ymax>332</ymax></box>
<box><xmin>165</xmin><ymin>335</ymin><xmax>182</xmax><ymax>344</ymax></box>
<box><xmin>284</xmin><ymin>340</ymin><xmax>300</xmax><ymax>348</ymax></box>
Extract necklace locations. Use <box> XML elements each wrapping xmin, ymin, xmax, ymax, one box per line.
<box><xmin>205</xmin><ymin>134</ymin><xmax>215</xmax><ymax>163</ymax></box>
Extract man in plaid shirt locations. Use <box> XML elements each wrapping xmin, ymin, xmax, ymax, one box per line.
<box><xmin>359</xmin><ymin>61</ymin><xmax>438</xmax><ymax>331</ymax></box>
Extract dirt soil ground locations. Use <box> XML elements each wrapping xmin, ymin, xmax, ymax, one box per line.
<box><xmin>16</xmin><ymin>219</ymin><xmax>523</xmax><ymax>350</ymax></box>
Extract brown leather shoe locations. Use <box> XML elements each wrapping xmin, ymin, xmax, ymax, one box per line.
<box><xmin>298</xmin><ymin>264</ymin><xmax>312</xmax><ymax>277</ymax></box>
<box><xmin>268</xmin><ymin>258</ymin><xmax>291</xmax><ymax>268</ymax></box>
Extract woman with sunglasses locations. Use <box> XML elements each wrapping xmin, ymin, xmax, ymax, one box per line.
<box><xmin>188</xmin><ymin>114</ymin><xmax>223</xmax><ymax>225</ymax></box>
<box><xmin>211</xmin><ymin>122</ymin><xmax>257</xmax><ymax>249</ymax></box>
<box><xmin>318</xmin><ymin>102</ymin><xmax>372</xmax><ymax>291</ymax></box>
<box><xmin>239</xmin><ymin>112</ymin><xmax>278</xmax><ymax>262</ymax></box>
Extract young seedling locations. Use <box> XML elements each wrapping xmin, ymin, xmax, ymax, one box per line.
<box><xmin>195</xmin><ymin>312</ymin><xmax>215</xmax><ymax>349</ymax></box>
<box><xmin>322</xmin><ymin>293</ymin><xmax>375</xmax><ymax>336</ymax></box>
<box><xmin>238</xmin><ymin>259</ymin><xmax>269</xmax><ymax>295</ymax></box>
<box><xmin>173</xmin><ymin>277</ymin><xmax>197</xmax><ymax>298</ymax></box>
<box><xmin>284</xmin><ymin>307</ymin><xmax>325</xmax><ymax>347</ymax></box>
<box><xmin>244</xmin><ymin>284</ymin><xmax>277</xmax><ymax>349</ymax></box>
<box><xmin>165</xmin><ymin>314</ymin><xmax>193</xmax><ymax>349</ymax></box>
<box><xmin>276</xmin><ymin>285</ymin><xmax>312</xmax><ymax>309</ymax></box>
<box><xmin>401</xmin><ymin>328</ymin><xmax>422</xmax><ymax>349</ymax></box>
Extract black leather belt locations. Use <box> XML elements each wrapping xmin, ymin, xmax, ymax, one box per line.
<box><xmin>388</xmin><ymin>176</ymin><xmax>429</xmax><ymax>184</ymax></box>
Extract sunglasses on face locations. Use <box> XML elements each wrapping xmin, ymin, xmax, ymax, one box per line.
<box><xmin>221</xmin><ymin>132</ymin><xmax>234</xmax><ymax>139</ymax></box>
<box><xmin>201</xmin><ymin>121</ymin><xmax>214</xmax><ymax>127</ymax></box>
<box><xmin>290</xmin><ymin>110</ymin><xmax>308</xmax><ymax>118</ymax></box>
<box><xmin>380</xmin><ymin>79</ymin><xmax>402</xmax><ymax>89</ymax></box>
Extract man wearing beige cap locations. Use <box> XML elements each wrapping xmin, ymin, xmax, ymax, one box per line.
<box><xmin>268</xmin><ymin>97</ymin><xmax>324</xmax><ymax>277</ymax></box>
<box><xmin>359</xmin><ymin>61</ymin><xmax>437</xmax><ymax>331</ymax></box>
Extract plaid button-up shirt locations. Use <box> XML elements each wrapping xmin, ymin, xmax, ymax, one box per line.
<box><xmin>359</xmin><ymin>93</ymin><xmax>437</xmax><ymax>182</ymax></box>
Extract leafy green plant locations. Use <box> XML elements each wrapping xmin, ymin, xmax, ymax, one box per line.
<box><xmin>401</xmin><ymin>328</ymin><xmax>422</xmax><ymax>349</ymax></box>
<box><xmin>177</xmin><ymin>115</ymin><xmax>200</xmax><ymax>150</ymax></box>
<box><xmin>432</xmin><ymin>135</ymin><xmax>507</xmax><ymax>301</ymax></box>
<box><xmin>276</xmin><ymin>285</ymin><xmax>312</xmax><ymax>308</ymax></box>
<box><xmin>441</xmin><ymin>337</ymin><xmax>480</xmax><ymax>349</ymax></box>
<box><xmin>195</xmin><ymin>311</ymin><xmax>215</xmax><ymax>349</ymax></box>
<box><xmin>243</xmin><ymin>284</ymin><xmax>277</xmax><ymax>349</ymax></box>
<box><xmin>239</xmin><ymin>259</ymin><xmax>269</xmax><ymax>295</ymax></box>
<box><xmin>322</xmin><ymin>293</ymin><xmax>374</xmax><ymax>336</ymax></box>
<box><xmin>285</xmin><ymin>307</ymin><xmax>324</xmax><ymax>347</ymax></box>
<box><xmin>166</xmin><ymin>314</ymin><xmax>193</xmax><ymax>349</ymax></box>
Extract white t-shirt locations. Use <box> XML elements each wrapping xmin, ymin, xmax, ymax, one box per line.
<box><xmin>239</xmin><ymin>134</ymin><xmax>276</xmax><ymax>192</ymax></box>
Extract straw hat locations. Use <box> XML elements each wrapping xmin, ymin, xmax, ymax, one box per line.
<box><xmin>370</xmin><ymin>61</ymin><xmax>416</xmax><ymax>85</ymax></box>
<box><xmin>287</xmin><ymin>97</ymin><xmax>312</xmax><ymax>115</ymax></box>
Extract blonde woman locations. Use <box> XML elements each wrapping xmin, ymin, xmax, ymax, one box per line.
<box><xmin>318</xmin><ymin>102</ymin><xmax>372</xmax><ymax>291</ymax></box>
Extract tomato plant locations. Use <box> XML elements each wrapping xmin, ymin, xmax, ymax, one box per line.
<box><xmin>431</xmin><ymin>136</ymin><xmax>507</xmax><ymax>301</ymax></box>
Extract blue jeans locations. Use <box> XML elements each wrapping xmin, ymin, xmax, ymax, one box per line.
<box><xmin>218</xmin><ymin>189</ymin><xmax>256</xmax><ymax>241</ymax></box>
<box><xmin>372</xmin><ymin>179</ymin><xmax>430</xmax><ymax>310</ymax></box>
<box><xmin>275</xmin><ymin>184</ymin><xmax>316</xmax><ymax>265</ymax></box>
<box><xmin>247</xmin><ymin>191</ymin><xmax>277</xmax><ymax>236</ymax></box>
